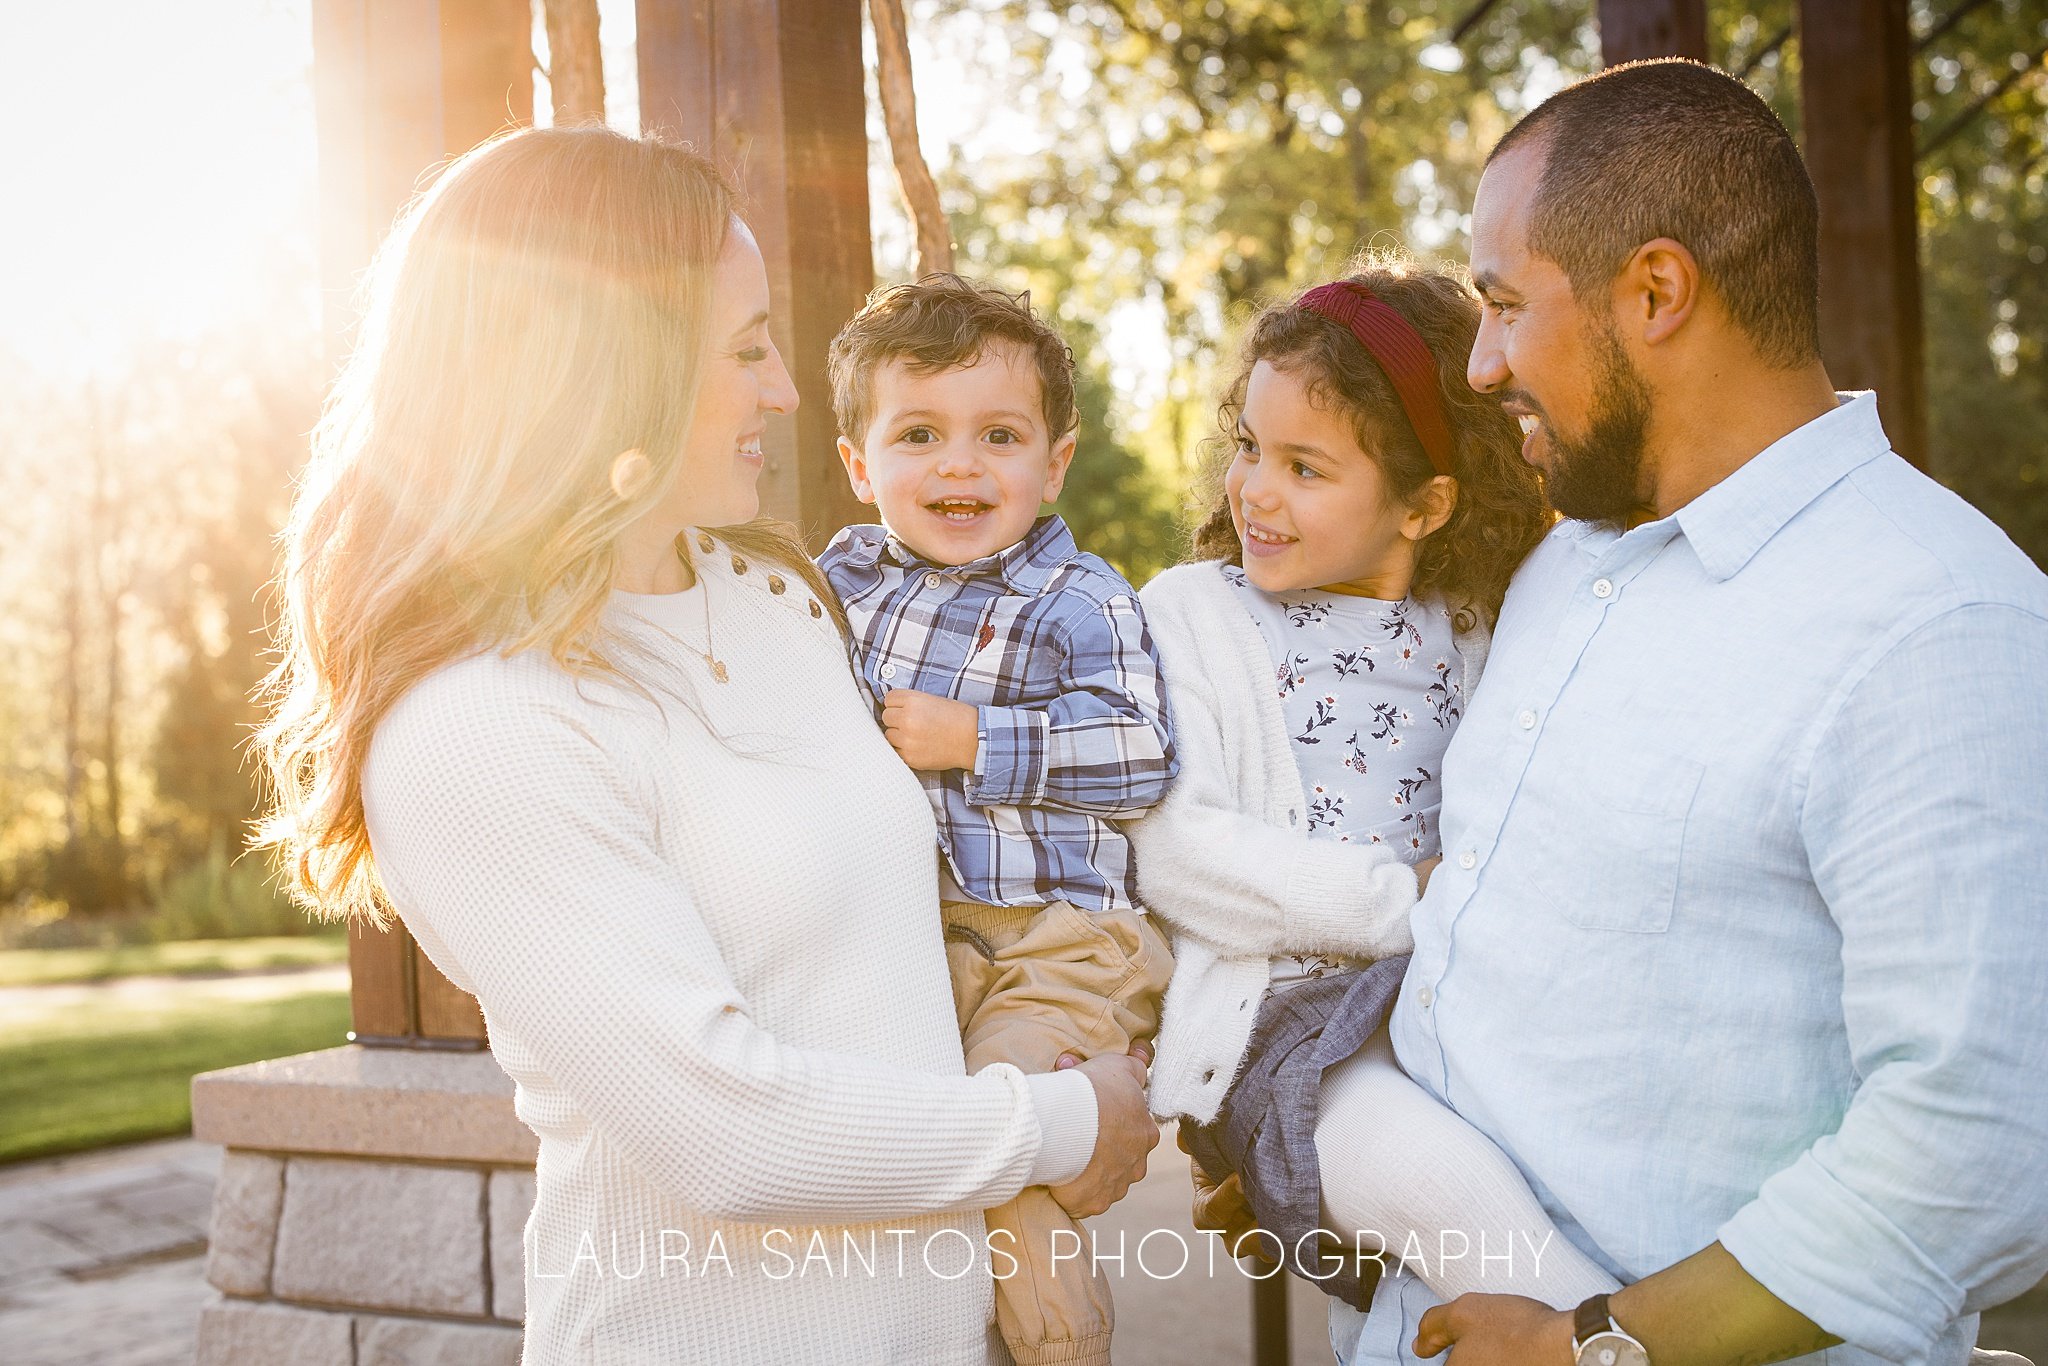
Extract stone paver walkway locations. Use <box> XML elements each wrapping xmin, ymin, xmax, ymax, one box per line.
<box><xmin>0</xmin><ymin>1137</ymin><xmax>217</xmax><ymax>1366</ymax></box>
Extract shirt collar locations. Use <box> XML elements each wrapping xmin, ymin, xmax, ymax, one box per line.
<box><xmin>1671</xmin><ymin>391</ymin><xmax>1892</xmax><ymax>582</ymax></box>
<box><xmin>846</xmin><ymin>514</ymin><xmax>1079</xmax><ymax>594</ymax></box>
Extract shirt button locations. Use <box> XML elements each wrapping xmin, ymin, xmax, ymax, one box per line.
<box><xmin>880</xmin><ymin>663</ymin><xmax>898</xmax><ymax>680</ymax></box>
<box><xmin>1592</xmin><ymin>577</ymin><xmax>1614</xmax><ymax>599</ymax></box>
<box><xmin>1517</xmin><ymin>709</ymin><xmax>1536</xmax><ymax>730</ymax></box>
<box><xmin>1416</xmin><ymin>984</ymin><xmax>1435</xmax><ymax>1009</ymax></box>
<box><xmin>924</xmin><ymin>571</ymin><xmax>944</xmax><ymax>589</ymax></box>
<box><xmin>1457</xmin><ymin>849</ymin><xmax>1477</xmax><ymax>870</ymax></box>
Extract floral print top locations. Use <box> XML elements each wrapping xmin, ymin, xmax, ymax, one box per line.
<box><xmin>1221</xmin><ymin>565</ymin><xmax>1464</xmax><ymax>989</ymax></box>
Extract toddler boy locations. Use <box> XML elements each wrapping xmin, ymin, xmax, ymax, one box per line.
<box><xmin>819</xmin><ymin>274</ymin><xmax>1176</xmax><ymax>1366</ymax></box>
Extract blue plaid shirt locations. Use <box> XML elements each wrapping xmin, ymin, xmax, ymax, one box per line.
<box><xmin>819</xmin><ymin>515</ymin><xmax>1176</xmax><ymax>914</ymax></box>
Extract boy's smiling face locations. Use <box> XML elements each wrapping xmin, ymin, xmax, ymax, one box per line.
<box><xmin>838</xmin><ymin>343</ymin><xmax>1076</xmax><ymax>566</ymax></box>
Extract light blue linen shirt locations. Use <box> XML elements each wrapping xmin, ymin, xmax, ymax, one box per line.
<box><xmin>1335</xmin><ymin>393</ymin><xmax>2048</xmax><ymax>1366</ymax></box>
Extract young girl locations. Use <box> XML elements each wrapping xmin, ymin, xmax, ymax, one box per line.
<box><xmin>1128</xmin><ymin>260</ymin><xmax>1621</xmax><ymax>1311</ymax></box>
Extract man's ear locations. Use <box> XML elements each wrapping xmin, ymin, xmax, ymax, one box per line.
<box><xmin>1621</xmin><ymin>236</ymin><xmax>1701</xmax><ymax>347</ymax></box>
<box><xmin>837</xmin><ymin>436</ymin><xmax>877</xmax><ymax>504</ymax></box>
<box><xmin>1404</xmin><ymin>474</ymin><xmax>1458</xmax><ymax>543</ymax></box>
<box><xmin>1040</xmin><ymin>431</ymin><xmax>1078</xmax><ymax>503</ymax></box>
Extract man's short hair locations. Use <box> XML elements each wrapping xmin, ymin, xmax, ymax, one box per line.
<box><xmin>828</xmin><ymin>273</ymin><xmax>1078</xmax><ymax>442</ymax></box>
<box><xmin>1490</xmin><ymin>58</ymin><xmax>1821</xmax><ymax>368</ymax></box>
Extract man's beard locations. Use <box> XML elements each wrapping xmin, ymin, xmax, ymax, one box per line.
<box><xmin>1543</xmin><ymin>323</ymin><xmax>1652</xmax><ymax>526</ymax></box>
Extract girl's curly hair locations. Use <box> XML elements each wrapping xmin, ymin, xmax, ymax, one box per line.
<box><xmin>1191</xmin><ymin>256</ymin><xmax>1551</xmax><ymax>632</ymax></box>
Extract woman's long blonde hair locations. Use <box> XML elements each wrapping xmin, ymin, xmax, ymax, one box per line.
<box><xmin>255</xmin><ymin>126</ymin><xmax>831</xmax><ymax>924</ymax></box>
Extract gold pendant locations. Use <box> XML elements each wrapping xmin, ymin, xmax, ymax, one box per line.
<box><xmin>708</xmin><ymin>659</ymin><xmax>730</xmax><ymax>684</ymax></box>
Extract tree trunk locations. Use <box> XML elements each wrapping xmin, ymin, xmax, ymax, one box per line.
<box><xmin>542</xmin><ymin>0</ymin><xmax>605</xmax><ymax>125</ymax></box>
<box><xmin>869</xmin><ymin>0</ymin><xmax>953</xmax><ymax>275</ymax></box>
<box><xmin>60</xmin><ymin>514</ymin><xmax>82</xmax><ymax>852</ymax></box>
<box><xmin>101</xmin><ymin>561</ymin><xmax>126</xmax><ymax>905</ymax></box>
<box><xmin>86</xmin><ymin>401</ymin><xmax>128</xmax><ymax>908</ymax></box>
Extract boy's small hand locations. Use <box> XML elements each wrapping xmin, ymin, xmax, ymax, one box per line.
<box><xmin>880</xmin><ymin>689</ymin><xmax>980</xmax><ymax>771</ymax></box>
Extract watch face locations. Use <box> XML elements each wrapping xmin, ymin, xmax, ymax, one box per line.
<box><xmin>1577</xmin><ymin>1331</ymin><xmax>1650</xmax><ymax>1366</ymax></box>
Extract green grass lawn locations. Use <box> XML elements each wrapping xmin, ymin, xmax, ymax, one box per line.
<box><xmin>0</xmin><ymin>934</ymin><xmax>348</xmax><ymax>987</ymax></box>
<box><xmin>0</xmin><ymin>983</ymin><xmax>351</xmax><ymax>1165</ymax></box>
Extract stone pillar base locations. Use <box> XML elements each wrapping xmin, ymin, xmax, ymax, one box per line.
<box><xmin>190</xmin><ymin>1046</ymin><xmax>538</xmax><ymax>1365</ymax></box>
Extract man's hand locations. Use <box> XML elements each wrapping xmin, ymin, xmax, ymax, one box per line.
<box><xmin>1412</xmin><ymin>1293</ymin><xmax>1575</xmax><ymax>1363</ymax></box>
<box><xmin>880</xmin><ymin>689</ymin><xmax>980</xmax><ymax>771</ymax></box>
<box><xmin>1046</xmin><ymin>1045</ymin><xmax>1159</xmax><ymax>1218</ymax></box>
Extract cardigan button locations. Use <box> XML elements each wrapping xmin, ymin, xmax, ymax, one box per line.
<box><xmin>1289</xmin><ymin>809</ymin><xmax>1299</xmax><ymax>826</ymax></box>
<box><xmin>809</xmin><ymin>600</ymin><xmax>823</xmax><ymax>619</ymax></box>
<box><xmin>696</xmin><ymin>533</ymin><xmax>715</xmax><ymax>553</ymax></box>
<box><xmin>767</xmin><ymin>574</ymin><xmax>787</xmax><ymax>594</ymax></box>
<box><xmin>731</xmin><ymin>554</ymin><xmax>749</xmax><ymax>575</ymax></box>
<box><xmin>1202</xmin><ymin>1069</ymin><xmax>1216</xmax><ymax>1084</ymax></box>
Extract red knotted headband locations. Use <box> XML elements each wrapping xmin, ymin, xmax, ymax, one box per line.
<box><xmin>1294</xmin><ymin>281</ymin><xmax>1456</xmax><ymax>477</ymax></box>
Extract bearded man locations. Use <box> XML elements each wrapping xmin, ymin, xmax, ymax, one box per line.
<box><xmin>1326</xmin><ymin>58</ymin><xmax>2048</xmax><ymax>1366</ymax></box>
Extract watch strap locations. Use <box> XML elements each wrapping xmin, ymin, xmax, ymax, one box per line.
<box><xmin>1572</xmin><ymin>1293</ymin><xmax>1614</xmax><ymax>1347</ymax></box>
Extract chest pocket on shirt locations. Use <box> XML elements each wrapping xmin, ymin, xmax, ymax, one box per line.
<box><xmin>1531</xmin><ymin>754</ymin><xmax>1703</xmax><ymax>934</ymax></box>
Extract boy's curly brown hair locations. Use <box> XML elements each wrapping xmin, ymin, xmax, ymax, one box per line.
<box><xmin>828</xmin><ymin>273</ymin><xmax>1078</xmax><ymax>443</ymax></box>
<box><xmin>1191</xmin><ymin>257</ymin><xmax>1551</xmax><ymax>631</ymax></box>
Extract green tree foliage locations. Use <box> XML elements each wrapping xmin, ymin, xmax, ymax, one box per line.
<box><xmin>0</xmin><ymin>332</ymin><xmax>318</xmax><ymax>927</ymax></box>
<box><xmin>916</xmin><ymin>0</ymin><xmax>2045</xmax><ymax>568</ymax></box>
<box><xmin>1913</xmin><ymin>0</ymin><xmax>2048</xmax><ymax>561</ymax></box>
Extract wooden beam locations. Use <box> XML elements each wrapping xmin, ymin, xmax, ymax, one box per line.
<box><xmin>312</xmin><ymin>0</ymin><xmax>532</xmax><ymax>358</ymax></box>
<box><xmin>1800</xmin><ymin>0</ymin><xmax>1928</xmax><ymax>469</ymax></box>
<box><xmin>311</xmin><ymin>0</ymin><xmax>534</xmax><ymax>1045</ymax></box>
<box><xmin>638</xmin><ymin>0</ymin><xmax>874</xmax><ymax>549</ymax></box>
<box><xmin>1598</xmin><ymin>0</ymin><xmax>1708</xmax><ymax>65</ymax></box>
<box><xmin>543</xmin><ymin>0</ymin><xmax>607</xmax><ymax>124</ymax></box>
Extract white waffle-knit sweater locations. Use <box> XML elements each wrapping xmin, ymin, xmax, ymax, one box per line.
<box><xmin>362</xmin><ymin>530</ymin><xmax>1097</xmax><ymax>1366</ymax></box>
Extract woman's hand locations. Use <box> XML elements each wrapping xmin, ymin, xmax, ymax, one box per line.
<box><xmin>1046</xmin><ymin>1044</ymin><xmax>1159</xmax><ymax>1217</ymax></box>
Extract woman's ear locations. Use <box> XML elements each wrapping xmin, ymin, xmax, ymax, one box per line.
<box><xmin>1404</xmin><ymin>474</ymin><xmax>1457</xmax><ymax>542</ymax></box>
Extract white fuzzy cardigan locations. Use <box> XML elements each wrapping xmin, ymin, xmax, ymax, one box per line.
<box><xmin>1128</xmin><ymin>561</ymin><xmax>1490</xmax><ymax>1124</ymax></box>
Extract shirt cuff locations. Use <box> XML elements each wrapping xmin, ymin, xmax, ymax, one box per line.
<box><xmin>1023</xmin><ymin>1068</ymin><xmax>1098</xmax><ymax>1188</ymax></box>
<box><xmin>1717</xmin><ymin>1153</ymin><xmax>1962</xmax><ymax>1366</ymax></box>
<box><xmin>965</xmin><ymin>705</ymin><xmax>1050</xmax><ymax>807</ymax></box>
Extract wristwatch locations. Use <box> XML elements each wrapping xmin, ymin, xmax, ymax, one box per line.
<box><xmin>1572</xmin><ymin>1294</ymin><xmax>1650</xmax><ymax>1366</ymax></box>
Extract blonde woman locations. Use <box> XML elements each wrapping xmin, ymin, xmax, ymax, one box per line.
<box><xmin>256</xmin><ymin>126</ymin><xmax>1156</xmax><ymax>1365</ymax></box>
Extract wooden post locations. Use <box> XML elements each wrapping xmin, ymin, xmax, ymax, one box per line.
<box><xmin>1598</xmin><ymin>0</ymin><xmax>1708</xmax><ymax>64</ymax></box>
<box><xmin>638</xmin><ymin>0</ymin><xmax>874</xmax><ymax>548</ymax></box>
<box><xmin>1800</xmin><ymin>0</ymin><xmax>1928</xmax><ymax>469</ymax></box>
<box><xmin>312</xmin><ymin>0</ymin><xmax>534</xmax><ymax>1047</ymax></box>
<box><xmin>1251</xmin><ymin>1270</ymin><xmax>1289</xmax><ymax>1365</ymax></box>
<box><xmin>543</xmin><ymin>0</ymin><xmax>607</xmax><ymax>124</ymax></box>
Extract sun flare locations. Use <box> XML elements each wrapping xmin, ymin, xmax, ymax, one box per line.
<box><xmin>0</xmin><ymin>1</ymin><xmax>317</xmax><ymax>378</ymax></box>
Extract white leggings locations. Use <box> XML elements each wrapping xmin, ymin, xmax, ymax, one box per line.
<box><xmin>1313</xmin><ymin>1029</ymin><xmax>1621</xmax><ymax>1308</ymax></box>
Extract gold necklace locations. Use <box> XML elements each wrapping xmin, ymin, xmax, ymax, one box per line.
<box><xmin>677</xmin><ymin>544</ymin><xmax>729</xmax><ymax>683</ymax></box>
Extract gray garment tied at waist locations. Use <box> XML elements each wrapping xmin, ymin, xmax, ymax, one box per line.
<box><xmin>1184</xmin><ymin>953</ymin><xmax>1410</xmax><ymax>1311</ymax></box>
